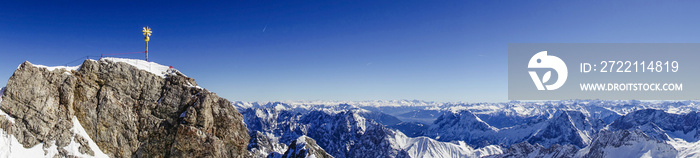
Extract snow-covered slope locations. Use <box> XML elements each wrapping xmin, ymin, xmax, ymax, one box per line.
<box><xmin>525</xmin><ymin>110</ymin><xmax>603</xmax><ymax>148</ymax></box>
<box><xmin>423</xmin><ymin>110</ymin><xmax>499</xmax><ymax>147</ymax></box>
<box><xmin>578</xmin><ymin>130</ymin><xmax>678</xmax><ymax>158</ymax></box>
<box><xmin>493</xmin><ymin>142</ymin><xmax>579</xmax><ymax>158</ymax></box>
<box><xmin>0</xmin><ymin>111</ymin><xmax>108</xmax><ymax>158</ymax></box>
<box><xmin>277</xmin><ymin>135</ymin><xmax>333</xmax><ymax>158</ymax></box>
<box><xmin>394</xmin><ymin>135</ymin><xmax>503</xmax><ymax>158</ymax></box>
<box><xmin>609</xmin><ymin>109</ymin><xmax>700</xmax><ymax>141</ymax></box>
<box><xmin>668</xmin><ymin>138</ymin><xmax>700</xmax><ymax>158</ymax></box>
<box><xmin>100</xmin><ymin>57</ymin><xmax>175</xmax><ymax>78</ymax></box>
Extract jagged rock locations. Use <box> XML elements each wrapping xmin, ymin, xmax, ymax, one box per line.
<box><xmin>581</xmin><ymin>130</ymin><xmax>677</xmax><ymax>158</ymax></box>
<box><xmin>526</xmin><ymin>111</ymin><xmax>601</xmax><ymax>148</ymax></box>
<box><xmin>423</xmin><ymin>110</ymin><xmax>603</xmax><ymax>149</ymax></box>
<box><xmin>610</xmin><ymin>109</ymin><xmax>700</xmax><ymax>140</ymax></box>
<box><xmin>250</xmin><ymin>131</ymin><xmax>288</xmax><ymax>157</ymax></box>
<box><xmin>490</xmin><ymin>142</ymin><xmax>577</xmax><ymax>158</ymax></box>
<box><xmin>280</xmin><ymin>135</ymin><xmax>333</xmax><ymax>158</ymax></box>
<box><xmin>423</xmin><ymin>110</ymin><xmax>499</xmax><ymax>147</ymax></box>
<box><xmin>389</xmin><ymin>122</ymin><xmax>427</xmax><ymax>137</ymax></box>
<box><xmin>0</xmin><ymin>61</ymin><xmax>75</xmax><ymax>149</ymax></box>
<box><xmin>242</xmin><ymin>107</ymin><xmax>405</xmax><ymax>158</ymax></box>
<box><xmin>75</xmin><ymin>134</ymin><xmax>94</xmax><ymax>156</ymax></box>
<box><xmin>0</xmin><ymin>59</ymin><xmax>250</xmax><ymax>157</ymax></box>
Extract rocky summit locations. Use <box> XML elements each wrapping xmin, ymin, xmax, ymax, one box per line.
<box><xmin>0</xmin><ymin>58</ymin><xmax>250</xmax><ymax>157</ymax></box>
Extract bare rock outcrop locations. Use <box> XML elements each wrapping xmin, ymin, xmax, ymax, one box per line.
<box><xmin>0</xmin><ymin>59</ymin><xmax>250</xmax><ymax>157</ymax></box>
<box><xmin>280</xmin><ymin>135</ymin><xmax>333</xmax><ymax>158</ymax></box>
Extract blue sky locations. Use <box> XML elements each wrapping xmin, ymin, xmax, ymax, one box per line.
<box><xmin>1</xmin><ymin>1</ymin><xmax>699</xmax><ymax>102</ymax></box>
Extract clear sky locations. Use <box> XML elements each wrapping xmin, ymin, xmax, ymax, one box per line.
<box><xmin>1</xmin><ymin>1</ymin><xmax>699</xmax><ymax>102</ymax></box>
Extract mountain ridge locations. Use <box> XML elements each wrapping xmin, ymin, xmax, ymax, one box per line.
<box><xmin>235</xmin><ymin>100</ymin><xmax>700</xmax><ymax>158</ymax></box>
<box><xmin>2</xmin><ymin>58</ymin><xmax>700</xmax><ymax>157</ymax></box>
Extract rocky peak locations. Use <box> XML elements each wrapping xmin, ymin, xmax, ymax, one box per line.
<box><xmin>582</xmin><ymin>129</ymin><xmax>678</xmax><ymax>158</ymax></box>
<box><xmin>526</xmin><ymin>110</ymin><xmax>599</xmax><ymax>148</ymax></box>
<box><xmin>493</xmin><ymin>142</ymin><xmax>577</xmax><ymax>158</ymax></box>
<box><xmin>0</xmin><ymin>58</ymin><xmax>250</xmax><ymax>157</ymax></box>
<box><xmin>432</xmin><ymin>110</ymin><xmax>496</xmax><ymax>132</ymax></box>
<box><xmin>280</xmin><ymin>135</ymin><xmax>333</xmax><ymax>158</ymax></box>
<box><xmin>423</xmin><ymin>110</ymin><xmax>498</xmax><ymax>147</ymax></box>
<box><xmin>610</xmin><ymin>109</ymin><xmax>700</xmax><ymax>141</ymax></box>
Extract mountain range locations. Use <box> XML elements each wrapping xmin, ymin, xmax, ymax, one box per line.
<box><xmin>235</xmin><ymin>100</ymin><xmax>700</xmax><ymax>158</ymax></box>
<box><xmin>0</xmin><ymin>58</ymin><xmax>699</xmax><ymax>157</ymax></box>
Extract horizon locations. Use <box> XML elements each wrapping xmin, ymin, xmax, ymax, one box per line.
<box><xmin>10</xmin><ymin>56</ymin><xmax>700</xmax><ymax>104</ymax></box>
<box><xmin>2</xmin><ymin>1</ymin><xmax>700</xmax><ymax>102</ymax></box>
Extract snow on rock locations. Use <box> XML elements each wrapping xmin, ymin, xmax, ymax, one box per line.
<box><xmin>27</xmin><ymin>62</ymin><xmax>80</xmax><ymax>72</ymax></box>
<box><xmin>0</xmin><ymin>58</ymin><xmax>250</xmax><ymax>157</ymax></box>
<box><xmin>395</xmin><ymin>134</ymin><xmax>503</xmax><ymax>158</ymax></box>
<box><xmin>496</xmin><ymin>142</ymin><xmax>579</xmax><ymax>158</ymax></box>
<box><xmin>67</xmin><ymin>116</ymin><xmax>109</xmax><ymax>157</ymax></box>
<box><xmin>0</xmin><ymin>129</ymin><xmax>53</xmax><ymax>158</ymax></box>
<box><xmin>0</xmin><ymin>87</ymin><xmax>12</xmax><ymax>124</ymax></box>
<box><xmin>667</xmin><ymin>138</ymin><xmax>700</xmax><ymax>158</ymax></box>
<box><xmin>22</xmin><ymin>57</ymin><xmax>179</xmax><ymax>78</ymax></box>
<box><xmin>0</xmin><ymin>116</ymin><xmax>108</xmax><ymax>158</ymax></box>
<box><xmin>32</xmin><ymin>65</ymin><xmax>80</xmax><ymax>72</ymax></box>
<box><xmin>100</xmin><ymin>57</ymin><xmax>175</xmax><ymax>78</ymax></box>
<box><xmin>0</xmin><ymin>110</ymin><xmax>14</xmax><ymax>124</ymax></box>
<box><xmin>578</xmin><ymin>130</ymin><xmax>678</xmax><ymax>158</ymax></box>
<box><xmin>280</xmin><ymin>135</ymin><xmax>332</xmax><ymax>158</ymax></box>
<box><xmin>185</xmin><ymin>81</ymin><xmax>202</xmax><ymax>89</ymax></box>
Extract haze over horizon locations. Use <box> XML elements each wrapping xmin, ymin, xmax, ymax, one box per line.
<box><xmin>2</xmin><ymin>1</ymin><xmax>700</xmax><ymax>102</ymax></box>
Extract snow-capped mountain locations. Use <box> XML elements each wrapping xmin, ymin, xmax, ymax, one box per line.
<box><xmin>609</xmin><ymin>109</ymin><xmax>700</xmax><ymax>141</ymax></box>
<box><xmin>276</xmin><ymin>135</ymin><xmax>333</xmax><ymax>158</ymax></box>
<box><xmin>423</xmin><ymin>110</ymin><xmax>498</xmax><ymax>147</ymax></box>
<box><xmin>422</xmin><ymin>110</ymin><xmax>603</xmax><ymax>148</ymax></box>
<box><xmin>491</xmin><ymin>142</ymin><xmax>578</xmax><ymax>158</ymax></box>
<box><xmin>578</xmin><ymin>129</ymin><xmax>677</xmax><ymax>158</ymax></box>
<box><xmin>235</xmin><ymin>100</ymin><xmax>700</xmax><ymax>158</ymax></box>
<box><xmin>236</xmin><ymin>103</ymin><xmax>504</xmax><ymax>158</ymax></box>
<box><xmin>395</xmin><ymin>136</ymin><xmax>503</xmax><ymax>158</ymax></box>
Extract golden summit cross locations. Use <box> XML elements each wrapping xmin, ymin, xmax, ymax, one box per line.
<box><xmin>143</xmin><ymin>26</ymin><xmax>152</xmax><ymax>61</ymax></box>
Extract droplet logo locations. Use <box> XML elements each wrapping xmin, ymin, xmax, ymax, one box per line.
<box><xmin>528</xmin><ymin>51</ymin><xmax>567</xmax><ymax>90</ymax></box>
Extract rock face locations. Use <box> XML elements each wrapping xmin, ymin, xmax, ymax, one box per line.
<box><xmin>610</xmin><ymin>109</ymin><xmax>700</xmax><ymax>140</ymax></box>
<box><xmin>582</xmin><ymin>130</ymin><xmax>677</xmax><ymax>158</ymax></box>
<box><xmin>423</xmin><ymin>110</ymin><xmax>604</xmax><ymax>149</ymax></box>
<box><xmin>249</xmin><ymin>131</ymin><xmax>289</xmax><ymax>157</ymax></box>
<box><xmin>526</xmin><ymin>111</ymin><xmax>602</xmax><ymax>148</ymax></box>
<box><xmin>0</xmin><ymin>59</ymin><xmax>250</xmax><ymax>157</ymax></box>
<box><xmin>280</xmin><ymin>135</ymin><xmax>333</xmax><ymax>158</ymax></box>
<box><xmin>492</xmin><ymin>142</ymin><xmax>578</xmax><ymax>158</ymax></box>
<box><xmin>241</xmin><ymin>107</ymin><xmax>406</xmax><ymax>158</ymax></box>
<box><xmin>423</xmin><ymin>110</ymin><xmax>499</xmax><ymax>147</ymax></box>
